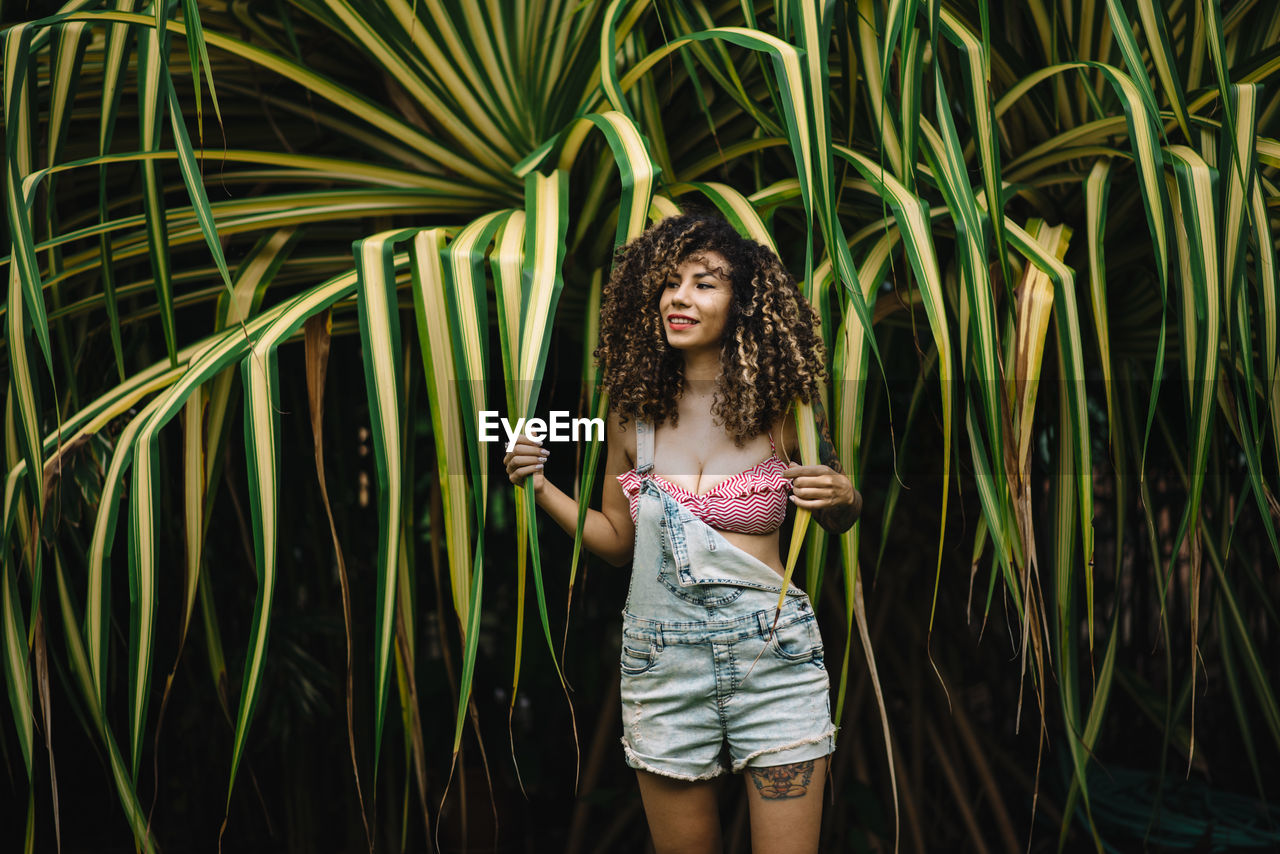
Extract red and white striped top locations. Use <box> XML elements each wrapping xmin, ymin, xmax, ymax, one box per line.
<box><xmin>617</xmin><ymin>453</ymin><xmax>792</xmax><ymax>535</ymax></box>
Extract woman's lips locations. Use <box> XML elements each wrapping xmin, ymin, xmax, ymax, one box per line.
<box><xmin>668</xmin><ymin>317</ymin><xmax>698</xmax><ymax>328</ymax></box>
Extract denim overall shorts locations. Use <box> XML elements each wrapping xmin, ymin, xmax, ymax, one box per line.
<box><xmin>619</xmin><ymin>418</ymin><xmax>838</xmax><ymax>781</ymax></box>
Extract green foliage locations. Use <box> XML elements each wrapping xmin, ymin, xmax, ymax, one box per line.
<box><xmin>3</xmin><ymin>0</ymin><xmax>1279</xmax><ymax>850</ymax></box>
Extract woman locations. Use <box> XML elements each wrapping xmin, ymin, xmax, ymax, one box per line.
<box><xmin>504</xmin><ymin>214</ymin><xmax>861</xmax><ymax>854</ymax></box>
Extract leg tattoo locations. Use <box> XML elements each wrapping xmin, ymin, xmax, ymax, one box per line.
<box><xmin>746</xmin><ymin>760</ymin><xmax>815</xmax><ymax>799</ymax></box>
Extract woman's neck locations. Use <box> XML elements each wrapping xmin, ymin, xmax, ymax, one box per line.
<box><xmin>680</xmin><ymin>348</ymin><xmax>721</xmax><ymax>384</ymax></box>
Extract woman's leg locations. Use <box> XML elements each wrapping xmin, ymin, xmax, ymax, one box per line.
<box><xmin>635</xmin><ymin>769</ymin><xmax>724</xmax><ymax>854</ymax></box>
<box><xmin>742</xmin><ymin>756</ymin><xmax>827</xmax><ymax>854</ymax></box>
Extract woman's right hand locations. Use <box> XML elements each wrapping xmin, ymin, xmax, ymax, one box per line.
<box><xmin>503</xmin><ymin>433</ymin><xmax>550</xmax><ymax>494</ymax></box>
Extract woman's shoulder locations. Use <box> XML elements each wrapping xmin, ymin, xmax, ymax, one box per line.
<box><xmin>607</xmin><ymin>406</ymin><xmax>639</xmax><ymax>469</ymax></box>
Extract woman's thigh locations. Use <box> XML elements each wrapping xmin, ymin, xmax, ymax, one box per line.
<box><xmin>742</xmin><ymin>756</ymin><xmax>827</xmax><ymax>854</ymax></box>
<box><xmin>635</xmin><ymin>769</ymin><xmax>724</xmax><ymax>854</ymax></box>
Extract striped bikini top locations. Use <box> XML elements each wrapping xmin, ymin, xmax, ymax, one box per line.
<box><xmin>617</xmin><ymin>418</ymin><xmax>792</xmax><ymax>535</ymax></box>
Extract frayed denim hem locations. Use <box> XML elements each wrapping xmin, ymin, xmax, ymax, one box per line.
<box><xmin>620</xmin><ymin>737</ymin><xmax>727</xmax><ymax>782</ymax></box>
<box><xmin>729</xmin><ymin>725</ymin><xmax>839</xmax><ymax>773</ymax></box>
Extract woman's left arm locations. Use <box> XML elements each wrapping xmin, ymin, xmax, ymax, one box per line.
<box><xmin>781</xmin><ymin>401</ymin><xmax>863</xmax><ymax>534</ymax></box>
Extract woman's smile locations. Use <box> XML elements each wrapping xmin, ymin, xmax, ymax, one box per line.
<box><xmin>667</xmin><ymin>314</ymin><xmax>698</xmax><ymax>329</ymax></box>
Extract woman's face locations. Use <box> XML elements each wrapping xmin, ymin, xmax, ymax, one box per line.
<box><xmin>658</xmin><ymin>250</ymin><xmax>734</xmax><ymax>353</ymax></box>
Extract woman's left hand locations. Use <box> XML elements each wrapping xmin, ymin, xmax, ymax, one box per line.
<box><xmin>781</xmin><ymin>465</ymin><xmax>862</xmax><ymax>533</ymax></box>
<box><xmin>781</xmin><ymin>465</ymin><xmax>856</xmax><ymax>509</ymax></box>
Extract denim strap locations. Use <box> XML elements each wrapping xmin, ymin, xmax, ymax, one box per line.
<box><xmin>636</xmin><ymin>417</ymin><xmax>654</xmax><ymax>474</ymax></box>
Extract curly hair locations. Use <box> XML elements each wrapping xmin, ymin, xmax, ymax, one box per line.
<box><xmin>593</xmin><ymin>214</ymin><xmax>828</xmax><ymax>445</ymax></box>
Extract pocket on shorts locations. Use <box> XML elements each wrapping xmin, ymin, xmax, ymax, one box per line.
<box><xmin>620</xmin><ymin>640</ymin><xmax>658</xmax><ymax>675</ymax></box>
<box><xmin>769</xmin><ymin>617</ymin><xmax>823</xmax><ymax>664</ymax></box>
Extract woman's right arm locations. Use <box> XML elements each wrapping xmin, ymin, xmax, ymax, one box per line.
<box><xmin>502</xmin><ymin>408</ymin><xmax>636</xmax><ymax>567</ymax></box>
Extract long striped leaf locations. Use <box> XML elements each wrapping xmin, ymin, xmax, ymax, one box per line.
<box><xmin>1102</xmin><ymin>0</ymin><xmax>1167</xmax><ymax>125</ymax></box>
<box><xmin>122</xmin><ymin>301</ymin><xmax>329</xmax><ymax>776</ymax></box>
<box><xmin>440</xmin><ymin>213</ymin><xmax>510</xmax><ymax>530</ymax></box>
<box><xmin>1002</xmin><ymin>217</ymin><xmax>1094</xmax><ymax>645</ymax></box>
<box><xmin>97</xmin><ymin>0</ymin><xmax>142</xmax><ymax>381</ymax></box>
<box><xmin>135</xmin><ymin>22</ymin><xmax>177</xmax><ymax>364</ymax></box>
<box><xmin>163</xmin><ymin>61</ymin><xmax>236</xmax><ymax>299</ymax></box>
<box><xmin>569</xmin><ymin>269</ymin><xmax>608</xmax><ymax>593</ymax></box>
<box><xmin>352</xmin><ymin>229</ymin><xmax>417</xmax><ymax>781</ymax></box>
<box><xmin>555</xmin><ymin>110</ymin><xmax>657</xmax><ymax>601</ymax></box>
<box><xmin>411</xmin><ymin>226</ymin><xmax>479</xmax><ymax>757</ymax></box>
<box><xmin>51</xmin><ymin>550</ymin><xmax>156</xmax><ymax>853</ymax></box>
<box><xmin>104</xmin><ymin>243</ymin><xmax>290</xmax><ymax>774</ymax></box>
<box><xmin>937</xmin><ymin>7</ymin><xmax>1012</xmax><ymax>302</ymax></box>
<box><xmin>228</xmin><ymin>272</ymin><xmax>360</xmax><ymax>801</ymax></box>
<box><xmin>1164</xmin><ymin>144</ymin><xmax>1220</xmax><ymax>565</ymax></box>
<box><xmin>1249</xmin><ymin>182</ymin><xmax>1280</xmax><ymax>481</ymax></box>
<box><xmin>4</xmin><ymin>22</ymin><xmax>52</xmax><ymax>369</ymax></box>
<box><xmin>789</xmin><ymin>2</ymin><xmax>886</xmax><ymax>386</ymax></box>
<box><xmin>834</xmin><ymin>144</ymin><xmax>954</xmax><ymax>610</ymax></box>
<box><xmin>555</xmin><ymin>111</ymin><xmax>659</xmax><ymax>249</ymax></box>
<box><xmin>180</xmin><ymin>390</ymin><xmax>205</xmax><ymax>651</ymax></box>
<box><xmin>126</xmin><ymin>417</ymin><xmax>164</xmax><ymax>778</ymax></box>
<box><xmin>488</xmin><ymin>210</ymin><xmax>530</xmax><ymax>720</ymax></box>
<box><xmin>1134</xmin><ymin>0</ymin><xmax>1191</xmax><ymax>138</ymax></box>
<box><xmin>1163</xmin><ymin>145</ymin><xmax>1221</xmax><ymax>765</ymax></box>
<box><xmin>1085</xmin><ymin>158</ymin><xmax>1117</xmax><ymax>443</ymax></box>
<box><xmin>776</xmin><ymin>401</ymin><xmax>817</xmax><ymax>615</ymax></box>
<box><xmin>918</xmin><ymin>115</ymin><xmax>1013</xmax><ymax>605</ymax></box>
<box><xmin>2</xmin><ymin>553</ymin><xmax>33</xmax><ymax>783</ymax></box>
<box><xmin>1220</xmin><ymin>85</ymin><xmax>1260</xmax><ymax>325</ymax></box>
<box><xmin>178</xmin><ymin>0</ymin><xmax>222</xmax><ymax>137</ymax></box>
<box><xmin>4</xmin><ymin>23</ymin><xmax>53</xmax><ymax>516</ymax></box>
<box><xmin>4</xmin><ymin>268</ymin><xmax>44</xmax><ymax>550</ymax></box>
<box><xmin>515</xmin><ymin>171</ymin><xmax>574</xmax><ymax>733</ymax></box>
<box><xmin>1049</xmin><ymin>335</ymin><xmax>1097</xmax><ymax>844</ymax></box>
<box><xmin>1009</xmin><ymin>221</ymin><xmax>1065</xmax><ymax>484</ymax></box>
<box><xmin>830</xmin><ymin>237</ymin><xmax>900</xmax><ymax>852</ymax></box>
<box><xmin>86</xmin><ymin>350</ymin><xmax>243</xmax><ymax>726</ymax></box>
<box><xmin>46</xmin><ymin>20</ymin><xmax>88</xmax><ymax>195</ymax></box>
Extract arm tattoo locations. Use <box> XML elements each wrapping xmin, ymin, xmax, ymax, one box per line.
<box><xmin>810</xmin><ymin>399</ymin><xmax>861</xmax><ymax>533</ymax></box>
<box><xmin>812</xmin><ymin>400</ymin><xmax>843</xmax><ymax>474</ymax></box>
<box><xmin>747</xmin><ymin>760</ymin><xmax>815</xmax><ymax>799</ymax></box>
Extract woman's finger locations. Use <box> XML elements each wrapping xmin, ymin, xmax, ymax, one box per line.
<box><xmin>507</xmin><ymin>462</ymin><xmax>545</xmax><ymax>483</ymax></box>
<box><xmin>505</xmin><ymin>439</ymin><xmax>548</xmax><ymax>467</ymax></box>
<box><xmin>789</xmin><ymin>476</ymin><xmax>835</xmax><ymax>492</ymax></box>
<box><xmin>509</xmin><ymin>463</ymin><xmax>543</xmax><ymax>477</ymax></box>
<box><xmin>507</xmin><ymin>452</ymin><xmax>548</xmax><ymax>472</ymax></box>
<box><xmin>511</xmin><ymin>444</ymin><xmax>548</xmax><ymax>463</ymax></box>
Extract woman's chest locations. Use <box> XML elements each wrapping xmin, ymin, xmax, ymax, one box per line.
<box><xmin>652</xmin><ymin>418</ymin><xmax>773</xmax><ymax>496</ymax></box>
